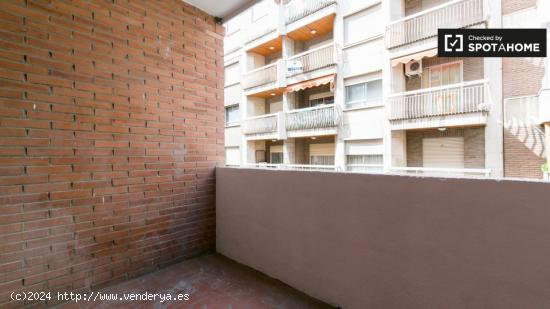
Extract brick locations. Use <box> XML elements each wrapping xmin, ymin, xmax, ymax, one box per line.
<box><xmin>0</xmin><ymin>0</ymin><xmax>221</xmax><ymax>306</ymax></box>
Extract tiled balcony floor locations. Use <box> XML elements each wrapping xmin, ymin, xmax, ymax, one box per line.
<box><xmin>58</xmin><ymin>253</ymin><xmax>333</xmax><ymax>309</ymax></box>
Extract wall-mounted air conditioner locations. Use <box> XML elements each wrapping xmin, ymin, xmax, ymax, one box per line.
<box><xmin>405</xmin><ymin>60</ymin><xmax>422</xmax><ymax>77</ymax></box>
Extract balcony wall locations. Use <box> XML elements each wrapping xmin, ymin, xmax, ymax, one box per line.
<box><xmin>217</xmin><ymin>167</ymin><xmax>550</xmax><ymax>309</ymax></box>
<box><xmin>0</xmin><ymin>0</ymin><xmax>222</xmax><ymax>307</ymax></box>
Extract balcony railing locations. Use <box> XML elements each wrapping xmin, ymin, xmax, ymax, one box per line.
<box><xmin>286</xmin><ymin>43</ymin><xmax>335</xmax><ymax>77</ymax></box>
<box><xmin>242</xmin><ymin>63</ymin><xmax>278</xmax><ymax>90</ymax></box>
<box><xmin>245</xmin><ymin>163</ymin><xmax>337</xmax><ymax>171</ymax></box>
<box><xmin>285</xmin><ymin>0</ymin><xmax>337</xmax><ymax>25</ymax></box>
<box><xmin>286</xmin><ymin>104</ymin><xmax>339</xmax><ymax>131</ymax></box>
<box><xmin>389</xmin><ymin>166</ymin><xmax>491</xmax><ymax>178</ymax></box>
<box><xmin>242</xmin><ymin>113</ymin><xmax>278</xmax><ymax>135</ymax></box>
<box><xmin>386</xmin><ymin>0</ymin><xmax>485</xmax><ymax>49</ymax></box>
<box><xmin>387</xmin><ymin>80</ymin><xmax>489</xmax><ymax>121</ymax></box>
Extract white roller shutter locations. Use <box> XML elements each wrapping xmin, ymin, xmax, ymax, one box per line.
<box><xmin>309</xmin><ymin>143</ymin><xmax>335</xmax><ymax>156</ymax></box>
<box><xmin>345</xmin><ymin>139</ymin><xmax>383</xmax><ymax>155</ymax></box>
<box><xmin>422</xmin><ymin>137</ymin><xmax>464</xmax><ymax>168</ymax></box>
<box><xmin>270</xmin><ymin>145</ymin><xmax>283</xmax><ymax>153</ymax></box>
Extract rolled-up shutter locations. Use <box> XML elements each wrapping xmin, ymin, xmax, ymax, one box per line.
<box><xmin>422</xmin><ymin>137</ymin><xmax>464</xmax><ymax>168</ymax></box>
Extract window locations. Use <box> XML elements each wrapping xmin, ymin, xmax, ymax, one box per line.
<box><xmin>309</xmin><ymin>92</ymin><xmax>334</xmax><ymax>107</ymax></box>
<box><xmin>346</xmin><ymin>155</ymin><xmax>383</xmax><ymax>172</ymax></box>
<box><xmin>270</xmin><ymin>145</ymin><xmax>283</xmax><ymax>164</ymax></box>
<box><xmin>225</xmin><ymin>105</ymin><xmax>239</xmax><ymax>124</ymax></box>
<box><xmin>309</xmin><ymin>143</ymin><xmax>335</xmax><ymax>165</ymax></box>
<box><xmin>422</xmin><ymin>61</ymin><xmax>462</xmax><ymax>88</ymax></box>
<box><xmin>310</xmin><ymin>155</ymin><xmax>335</xmax><ymax>165</ymax></box>
<box><xmin>310</xmin><ymin>96</ymin><xmax>334</xmax><ymax>107</ymax></box>
<box><xmin>271</xmin><ymin>152</ymin><xmax>283</xmax><ymax>164</ymax></box>
<box><xmin>345</xmin><ymin>79</ymin><xmax>382</xmax><ymax>107</ymax></box>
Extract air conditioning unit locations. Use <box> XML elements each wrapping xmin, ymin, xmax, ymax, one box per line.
<box><xmin>405</xmin><ymin>60</ymin><xmax>422</xmax><ymax>77</ymax></box>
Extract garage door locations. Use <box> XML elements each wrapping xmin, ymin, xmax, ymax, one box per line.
<box><xmin>422</xmin><ymin>137</ymin><xmax>464</xmax><ymax>168</ymax></box>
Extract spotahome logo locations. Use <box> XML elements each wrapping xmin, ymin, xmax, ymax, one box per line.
<box><xmin>438</xmin><ymin>29</ymin><xmax>547</xmax><ymax>57</ymax></box>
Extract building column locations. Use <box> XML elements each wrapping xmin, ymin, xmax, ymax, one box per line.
<box><xmin>484</xmin><ymin>0</ymin><xmax>503</xmax><ymax>178</ymax></box>
<box><xmin>538</xmin><ymin>1</ymin><xmax>550</xmax><ymax>172</ymax></box>
<box><xmin>283</xmin><ymin>138</ymin><xmax>295</xmax><ymax>164</ymax></box>
<box><xmin>382</xmin><ymin>0</ymin><xmax>405</xmax><ymax>172</ymax></box>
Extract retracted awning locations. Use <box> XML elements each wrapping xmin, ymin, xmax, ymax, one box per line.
<box><xmin>391</xmin><ymin>48</ymin><xmax>438</xmax><ymax>66</ymax></box>
<box><xmin>285</xmin><ymin>74</ymin><xmax>335</xmax><ymax>93</ymax></box>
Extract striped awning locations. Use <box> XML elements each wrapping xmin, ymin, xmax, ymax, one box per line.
<box><xmin>285</xmin><ymin>74</ymin><xmax>335</xmax><ymax>93</ymax></box>
<box><xmin>390</xmin><ymin>48</ymin><xmax>438</xmax><ymax>66</ymax></box>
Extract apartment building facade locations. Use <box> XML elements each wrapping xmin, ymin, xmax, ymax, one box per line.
<box><xmin>223</xmin><ymin>0</ymin><xmax>550</xmax><ymax>180</ymax></box>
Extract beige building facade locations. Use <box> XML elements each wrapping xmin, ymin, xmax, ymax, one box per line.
<box><xmin>223</xmin><ymin>0</ymin><xmax>550</xmax><ymax>180</ymax></box>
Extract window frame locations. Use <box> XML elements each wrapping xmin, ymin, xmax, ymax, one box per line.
<box><xmin>345</xmin><ymin>78</ymin><xmax>383</xmax><ymax>108</ymax></box>
<box><xmin>225</xmin><ymin>104</ymin><xmax>240</xmax><ymax>125</ymax></box>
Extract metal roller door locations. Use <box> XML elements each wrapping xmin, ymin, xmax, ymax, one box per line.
<box><xmin>422</xmin><ymin>137</ymin><xmax>464</xmax><ymax>168</ymax></box>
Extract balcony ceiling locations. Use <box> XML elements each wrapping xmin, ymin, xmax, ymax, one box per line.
<box><xmin>183</xmin><ymin>0</ymin><xmax>255</xmax><ymax>18</ymax></box>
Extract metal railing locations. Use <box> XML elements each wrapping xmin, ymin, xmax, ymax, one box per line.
<box><xmin>389</xmin><ymin>166</ymin><xmax>491</xmax><ymax>178</ymax></box>
<box><xmin>245</xmin><ymin>163</ymin><xmax>337</xmax><ymax>171</ymax></box>
<box><xmin>387</xmin><ymin>80</ymin><xmax>489</xmax><ymax>121</ymax></box>
<box><xmin>242</xmin><ymin>63</ymin><xmax>278</xmax><ymax>90</ymax></box>
<box><xmin>286</xmin><ymin>43</ymin><xmax>335</xmax><ymax>77</ymax></box>
<box><xmin>285</xmin><ymin>0</ymin><xmax>337</xmax><ymax>25</ymax></box>
<box><xmin>286</xmin><ymin>104</ymin><xmax>340</xmax><ymax>131</ymax></box>
<box><xmin>386</xmin><ymin>0</ymin><xmax>485</xmax><ymax>49</ymax></box>
<box><xmin>242</xmin><ymin>113</ymin><xmax>278</xmax><ymax>135</ymax></box>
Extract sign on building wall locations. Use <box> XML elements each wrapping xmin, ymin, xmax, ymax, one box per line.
<box><xmin>287</xmin><ymin>60</ymin><xmax>303</xmax><ymax>74</ymax></box>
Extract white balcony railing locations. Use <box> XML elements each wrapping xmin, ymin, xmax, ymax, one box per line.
<box><xmin>245</xmin><ymin>163</ymin><xmax>337</xmax><ymax>172</ymax></box>
<box><xmin>286</xmin><ymin>104</ymin><xmax>340</xmax><ymax>131</ymax></box>
<box><xmin>386</xmin><ymin>0</ymin><xmax>485</xmax><ymax>49</ymax></box>
<box><xmin>387</xmin><ymin>80</ymin><xmax>489</xmax><ymax>121</ymax></box>
<box><xmin>389</xmin><ymin>167</ymin><xmax>491</xmax><ymax>178</ymax></box>
<box><xmin>285</xmin><ymin>0</ymin><xmax>337</xmax><ymax>25</ymax></box>
<box><xmin>242</xmin><ymin>113</ymin><xmax>278</xmax><ymax>135</ymax></box>
<box><xmin>242</xmin><ymin>63</ymin><xmax>278</xmax><ymax>90</ymax></box>
<box><xmin>286</xmin><ymin>43</ymin><xmax>335</xmax><ymax>77</ymax></box>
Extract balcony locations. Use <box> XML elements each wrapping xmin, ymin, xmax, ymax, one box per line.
<box><xmin>286</xmin><ymin>43</ymin><xmax>336</xmax><ymax>82</ymax></box>
<box><xmin>285</xmin><ymin>0</ymin><xmax>337</xmax><ymax>25</ymax></box>
<box><xmin>245</xmin><ymin>163</ymin><xmax>337</xmax><ymax>171</ymax></box>
<box><xmin>389</xmin><ymin>166</ymin><xmax>491</xmax><ymax>178</ymax></box>
<box><xmin>242</xmin><ymin>62</ymin><xmax>281</xmax><ymax>94</ymax></box>
<box><xmin>387</xmin><ymin>80</ymin><xmax>490</xmax><ymax>130</ymax></box>
<box><xmin>386</xmin><ymin>0</ymin><xmax>486</xmax><ymax>50</ymax></box>
<box><xmin>242</xmin><ymin>113</ymin><xmax>279</xmax><ymax>138</ymax></box>
<box><xmin>286</xmin><ymin>104</ymin><xmax>340</xmax><ymax>136</ymax></box>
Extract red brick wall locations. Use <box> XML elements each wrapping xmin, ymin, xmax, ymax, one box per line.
<box><xmin>0</xmin><ymin>0</ymin><xmax>224</xmax><ymax>307</ymax></box>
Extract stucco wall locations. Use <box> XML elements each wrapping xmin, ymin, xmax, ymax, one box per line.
<box><xmin>217</xmin><ymin>167</ymin><xmax>550</xmax><ymax>309</ymax></box>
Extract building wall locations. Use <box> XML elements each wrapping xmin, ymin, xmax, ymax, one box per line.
<box><xmin>217</xmin><ymin>167</ymin><xmax>550</xmax><ymax>309</ymax></box>
<box><xmin>406</xmin><ymin>127</ymin><xmax>485</xmax><ymax>168</ymax></box>
<box><xmin>0</xmin><ymin>0</ymin><xmax>223</xmax><ymax>306</ymax></box>
<box><xmin>501</xmin><ymin>1</ymin><xmax>546</xmax><ymax>178</ymax></box>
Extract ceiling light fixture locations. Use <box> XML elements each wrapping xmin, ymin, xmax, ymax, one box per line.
<box><xmin>437</xmin><ymin>127</ymin><xmax>447</xmax><ymax>132</ymax></box>
<box><xmin>269</xmin><ymin>46</ymin><xmax>275</xmax><ymax>50</ymax></box>
<box><xmin>310</xmin><ymin>29</ymin><xmax>317</xmax><ymax>35</ymax></box>
<box><xmin>311</xmin><ymin>136</ymin><xmax>317</xmax><ymax>140</ymax></box>
<box><xmin>270</xmin><ymin>92</ymin><xmax>276</xmax><ymax>96</ymax></box>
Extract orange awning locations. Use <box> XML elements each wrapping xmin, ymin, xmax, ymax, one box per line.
<box><xmin>285</xmin><ymin>74</ymin><xmax>335</xmax><ymax>93</ymax></box>
<box><xmin>391</xmin><ymin>48</ymin><xmax>438</xmax><ymax>66</ymax></box>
